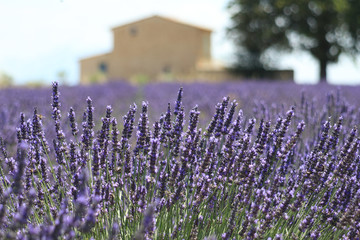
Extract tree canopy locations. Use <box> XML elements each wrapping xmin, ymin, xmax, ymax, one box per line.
<box><xmin>228</xmin><ymin>0</ymin><xmax>360</xmax><ymax>82</ymax></box>
<box><xmin>0</xmin><ymin>72</ymin><xmax>13</xmax><ymax>88</ymax></box>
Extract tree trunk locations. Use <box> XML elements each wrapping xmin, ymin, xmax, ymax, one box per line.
<box><xmin>319</xmin><ymin>59</ymin><xmax>327</xmax><ymax>83</ymax></box>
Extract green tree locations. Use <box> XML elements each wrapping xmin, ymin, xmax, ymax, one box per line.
<box><xmin>57</xmin><ymin>70</ymin><xmax>68</xmax><ymax>86</ymax></box>
<box><xmin>228</xmin><ymin>0</ymin><xmax>360</xmax><ymax>82</ymax></box>
<box><xmin>0</xmin><ymin>72</ymin><xmax>14</xmax><ymax>88</ymax></box>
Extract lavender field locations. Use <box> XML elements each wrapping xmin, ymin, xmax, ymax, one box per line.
<box><xmin>0</xmin><ymin>81</ymin><xmax>360</xmax><ymax>239</ymax></box>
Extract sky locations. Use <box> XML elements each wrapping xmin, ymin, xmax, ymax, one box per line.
<box><xmin>0</xmin><ymin>0</ymin><xmax>359</xmax><ymax>85</ymax></box>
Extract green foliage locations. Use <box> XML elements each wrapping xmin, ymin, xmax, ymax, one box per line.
<box><xmin>24</xmin><ymin>80</ymin><xmax>48</xmax><ymax>88</ymax></box>
<box><xmin>0</xmin><ymin>72</ymin><xmax>14</xmax><ymax>88</ymax></box>
<box><xmin>89</xmin><ymin>71</ymin><xmax>106</xmax><ymax>84</ymax></box>
<box><xmin>228</xmin><ymin>0</ymin><xmax>360</xmax><ymax>82</ymax></box>
<box><xmin>57</xmin><ymin>70</ymin><xmax>69</xmax><ymax>86</ymax></box>
<box><xmin>130</xmin><ymin>74</ymin><xmax>150</xmax><ymax>86</ymax></box>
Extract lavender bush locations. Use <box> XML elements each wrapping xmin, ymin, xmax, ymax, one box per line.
<box><xmin>0</xmin><ymin>81</ymin><xmax>359</xmax><ymax>239</ymax></box>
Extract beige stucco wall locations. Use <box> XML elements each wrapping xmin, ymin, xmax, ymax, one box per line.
<box><xmin>79</xmin><ymin>53</ymin><xmax>110</xmax><ymax>84</ymax></box>
<box><xmin>79</xmin><ymin>16</ymin><xmax>213</xmax><ymax>84</ymax></box>
<box><xmin>110</xmin><ymin>16</ymin><xmax>212</xmax><ymax>80</ymax></box>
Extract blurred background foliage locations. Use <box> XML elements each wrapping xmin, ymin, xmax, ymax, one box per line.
<box><xmin>0</xmin><ymin>72</ymin><xmax>14</xmax><ymax>88</ymax></box>
<box><xmin>227</xmin><ymin>0</ymin><xmax>360</xmax><ymax>82</ymax></box>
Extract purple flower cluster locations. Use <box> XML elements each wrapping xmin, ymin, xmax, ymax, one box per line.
<box><xmin>0</xmin><ymin>82</ymin><xmax>359</xmax><ymax>239</ymax></box>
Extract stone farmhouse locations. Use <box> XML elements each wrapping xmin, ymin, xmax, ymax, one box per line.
<box><xmin>79</xmin><ymin>15</ymin><xmax>228</xmax><ymax>84</ymax></box>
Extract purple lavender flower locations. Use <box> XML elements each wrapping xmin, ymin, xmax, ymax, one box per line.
<box><xmin>214</xmin><ymin>96</ymin><xmax>229</xmax><ymax>137</ymax></box>
<box><xmin>81</xmin><ymin>97</ymin><xmax>95</xmax><ymax>151</ymax></box>
<box><xmin>173</xmin><ymin>87</ymin><xmax>183</xmax><ymax>116</ymax></box>
<box><xmin>68</xmin><ymin>107</ymin><xmax>78</xmax><ymax>137</ymax></box>
<box><xmin>170</xmin><ymin>106</ymin><xmax>184</xmax><ymax>158</ymax></box>
<box><xmin>160</xmin><ymin>103</ymin><xmax>172</xmax><ymax>144</ymax></box>
<box><xmin>222</xmin><ymin>100</ymin><xmax>237</xmax><ymax>135</ymax></box>
<box><xmin>148</xmin><ymin>138</ymin><xmax>159</xmax><ymax>178</ymax></box>
<box><xmin>133</xmin><ymin>204</ymin><xmax>155</xmax><ymax>240</ymax></box>
<box><xmin>12</xmin><ymin>142</ymin><xmax>28</xmax><ymax>195</ymax></box>
<box><xmin>51</xmin><ymin>82</ymin><xmax>61</xmax><ymax>120</ymax></box>
<box><xmin>110</xmin><ymin>118</ymin><xmax>119</xmax><ymax>173</ymax></box>
<box><xmin>133</xmin><ymin>102</ymin><xmax>150</xmax><ymax>156</ymax></box>
<box><xmin>206</xmin><ymin>103</ymin><xmax>221</xmax><ymax>137</ymax></box>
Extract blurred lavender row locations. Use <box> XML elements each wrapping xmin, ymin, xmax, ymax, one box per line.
<box><xmin>1</xmin><ymin>81</ymin><xmax>360</xmax><ymax>147</ymax></box>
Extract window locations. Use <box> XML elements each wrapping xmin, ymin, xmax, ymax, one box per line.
<box><xmin>99</xmin><ymin>62</ymin><xmax>107</xmax><ymax>73</ymax></box>
<box><xmin>129</xmin><ymin>26</ymin><xmax>138</xmax><ymax>36</ymax></box>
<box><xmin>163</xmin><ymin>65</ymin><xmax>171</xmax><ymax>73</ymax></box>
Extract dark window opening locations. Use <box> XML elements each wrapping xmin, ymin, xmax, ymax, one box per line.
<box><xmin>163</xmin><ymin>65</ymin><xmax>171</xmax><ymax>73</ymax></box>
<box><xmin>99</xmin><ymin>62</ymin><xmax>107</xmax><ymax>73</ymax></box>
<box><xmin>129</xmin><ymin>26</ymin><xmax>138</xmax><ymax>36</ymax></box>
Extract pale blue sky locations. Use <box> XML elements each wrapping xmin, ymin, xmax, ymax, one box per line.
<box><xmin>0</xmin><ymin>0</ymin><xmax>359</xmax><ymax>85</ymax></box>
